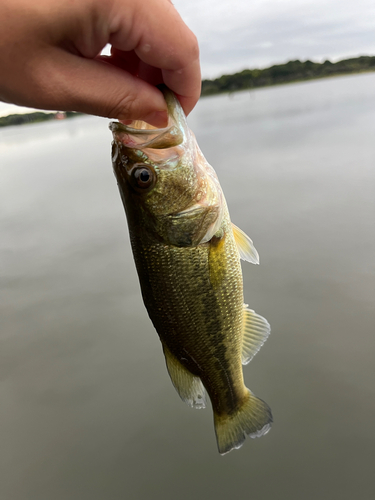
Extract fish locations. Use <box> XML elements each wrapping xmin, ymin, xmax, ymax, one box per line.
<box><xmin>109</xmin><ymin>86</ymin><xmax>272</xmax><ymax>455</ymax></box>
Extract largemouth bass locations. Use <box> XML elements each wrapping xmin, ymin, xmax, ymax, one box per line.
<box><xmin>110</xmin><ymin>86</ymin><xmax>272</xmax><ymax>454</ymax></box>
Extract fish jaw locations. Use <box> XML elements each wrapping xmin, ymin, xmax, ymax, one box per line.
<box><xmin>109</xmin><ymin>86</ymin><xmax>188</xmax><ymax>151</ymax></box>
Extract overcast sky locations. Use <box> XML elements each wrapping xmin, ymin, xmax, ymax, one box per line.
<box><xmin>1</xmin><ymin>0</ymin><xmax>374</xmax><ymax>116</ymax></box>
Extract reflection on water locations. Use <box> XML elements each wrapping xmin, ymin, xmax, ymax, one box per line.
<box><xmin>1</xmin><ymin>73</ymin><xmax>374</xmax><ymax>499</ymax></box>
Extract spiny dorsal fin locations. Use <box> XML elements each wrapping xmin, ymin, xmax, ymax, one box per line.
<box><xmin>162</xmin><ymin>344</ymin><xmax>206</xmax><ymax>409</ymax></box>
<box><xmin>242</xmin><ymin>305</ymin><xmax>271</xmax><ymax>365</ymax></box>
<box><xmin>232</xmin><ymin>223</ymin><xmax>259</xmax><ymax>264</ymax></box>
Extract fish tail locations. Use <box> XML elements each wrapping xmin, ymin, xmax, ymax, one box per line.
<box><xmin>214</xmin><ymin>390</ymin><xmax>272</xmax><ymax>455</ymax></box>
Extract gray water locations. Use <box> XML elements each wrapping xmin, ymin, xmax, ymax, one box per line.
<box><xmin>1</xmin><ymin>73</ymin><xmax>374</xmax><ymax>500</ymax></box>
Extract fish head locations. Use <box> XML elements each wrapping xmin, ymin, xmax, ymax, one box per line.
<box><xmin>110</xmin><ymin>87</ymin><xmax>224</xmax><ymax>247</ymax></box>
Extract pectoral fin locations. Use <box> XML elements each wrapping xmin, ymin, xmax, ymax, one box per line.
<box><xmin>160</xmin><ymin>205</ymin><xmax>220</xmax><ymax>247</ymax></box>
<box><xmin>232</xmin><ymin>223</ymin><xmax>259</xmax><ymax>264</ymax></box>
<box><xmin>242</xmin><ymin>305</ymin><xmax>271</xmax><ymax>365</ymax></box>
<box><xmin>162</xmin><ymin>344</ymin><xmax>206</xmax><ymax>409</ymax></box>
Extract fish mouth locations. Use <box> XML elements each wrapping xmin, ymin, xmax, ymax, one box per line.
<box><xmin>109</xmin><ymin>86</ymin><xmax>187</xmax><ymax>151</ymax></box>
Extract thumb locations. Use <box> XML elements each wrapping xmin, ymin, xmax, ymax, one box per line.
<box><xmin>29</xmin><ymin>49</ymin><xmax>169</xmax><ymax>127</ymax></box>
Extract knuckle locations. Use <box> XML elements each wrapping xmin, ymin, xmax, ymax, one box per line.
<box><xmin>107</xmin><ymin>92</ymin><xmax>138</xmax><ymax>120</ymax></box>
<box><xmin>187</xmin><ymin>32</ymin><xmax>200</xmax><ymax>61</ymax></box>
<box><xmin>169</xmin><ymin>29</ymin><xmax>200</xmax><ymax>70</ymax></box>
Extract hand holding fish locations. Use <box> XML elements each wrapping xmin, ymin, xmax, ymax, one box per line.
<box><xmin>0</xmin><ymin>0</ymin><xmax>201</xmax><ymax>127</ymax></box>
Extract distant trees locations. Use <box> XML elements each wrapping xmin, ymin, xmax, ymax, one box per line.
<box><xmin>201</xmin><ymin>56</ymin><xmax>375</xmax><ymax>96</ymax></box>
<box><xmin>0</xmin><ymin>111</ymin><xmax>81</xmax><ymax>128</ymax></box>
<box><xmin>0</xmin><ymin>112</ymin><xmax>55</xmax><ymax>127</ymax></box>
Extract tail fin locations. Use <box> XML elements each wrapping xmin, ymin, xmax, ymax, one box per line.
<box><xmin>214</xmin><ymin>390</ymin><xmax>272</xmax><ymax>455</ymax></box>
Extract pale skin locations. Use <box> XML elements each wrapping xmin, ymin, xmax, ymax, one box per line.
<box><xmin>0</xmin><ymin>0</ymin><xmax>201</xmax><ymax>127</ymax></box>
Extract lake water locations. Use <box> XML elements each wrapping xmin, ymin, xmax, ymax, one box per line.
<box><xmin>1</xmin><ymin>73</ymin><xmax>374</xmax><ymax>500</ymax></box>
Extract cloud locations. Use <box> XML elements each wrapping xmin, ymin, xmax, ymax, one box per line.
<box><xmin>174</xmin><ymin>0</ymin><xmax>375</xmax><ymax>77</ymax></box>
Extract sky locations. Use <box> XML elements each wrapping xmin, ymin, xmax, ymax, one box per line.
<box><xmin>1</xmin><ymin>0</ymin><xmax>375</xmax><ymax>117</ymax></box>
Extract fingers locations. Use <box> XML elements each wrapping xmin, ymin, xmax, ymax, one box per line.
<box><xmin>104</xmin><ymin>48</ymin><xmax>163</xmax><ymax>86</ymax></box>
<box><xmin>162</xmin><ymin>59</ymin><xmax>202</xmax><ymax>115</ymax></box>
<box><xmin>21</xmin><ymin>47</ymin><xmax>169</xmax><ymax>127</ymax></box>
<box><xmin>0</xmin><ymin>0</ymin><xmax>201</xmax><ymax>123</ymax></box>
<box><xmin>108</xmin><ymin>0</ymin><xmax>201</xmax><ymax>115</ymax></box>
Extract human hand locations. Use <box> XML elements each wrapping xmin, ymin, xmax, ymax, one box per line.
<box><xmin>0</xmin><ymin>0</ymin><xmax>201</xmax><ymax>127</ymax></box>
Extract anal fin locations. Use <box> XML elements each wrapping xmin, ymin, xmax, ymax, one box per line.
<box><xmin>162</xmin><ymin>344</ymin><xmax>206</xmax><ymax>409</ymax></box>
<box><xmin>242</xmin><ymin>305</ymin><xmax>271</xmax><ymax>365</ymax></box>
<box><xmin>232</xmin><ymin>223</ymin><xmax>259</xmax><ymax>264</ymax></box>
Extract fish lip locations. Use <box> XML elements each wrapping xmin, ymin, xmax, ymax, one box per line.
<box><xmin>108</xmin><ymin>85</ymin><xmax>178</xmax><ymax>138</ymax></box>
<box><xmin>109</xmin><ymin>120</ymin><xmax>185</xmax><ymax>150</ymax></box>
<box><xmin>109</xmin><ymin>86</ymin><xmax>188</xmax><ymax>150</ymax></box>
<box><xmin>108</xmin><ymin>121</ymin><xmax>171</xmax><ymax>136</ymax></box>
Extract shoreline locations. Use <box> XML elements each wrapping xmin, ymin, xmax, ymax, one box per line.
<box><xmin>201</xmin><ymin>56</ymin><xmax>375</xmax><ymax>97</ymax></box>
<box><xmin>1</xmin><ymin>56</ymin><xmax>374</xmax><ymax>128</ymax></box>
<box><xmin>201</xmin><ymin>68</ymin><xmax>375</xmax><ymax>98</ymax></box>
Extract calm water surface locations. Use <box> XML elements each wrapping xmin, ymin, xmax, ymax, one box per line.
<box><xmin>1</xmin><ymin>73</ymin><xmax>374</xmax><ymax>499</ymax></box>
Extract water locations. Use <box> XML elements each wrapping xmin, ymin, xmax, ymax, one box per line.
<box><xmin>1</xmin><ymin>73</ymin><xmax>374</xmax><ymax>499</ymax></box>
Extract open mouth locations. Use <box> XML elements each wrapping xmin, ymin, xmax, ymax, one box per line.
<box><xmin>110</xmin><ymin>118</ymin><xmax>170</xmax><ymax>133</ymax></box>
<box><xmin>109</xmin><ymin>118</ymin><xmax>183</xmax><ymax>150</ymax></box>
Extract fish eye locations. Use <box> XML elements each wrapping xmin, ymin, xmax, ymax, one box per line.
<box><xmin>132</xmin><ymin>165</ymin><xmax>155</xmax><ymax>190</ymax></box>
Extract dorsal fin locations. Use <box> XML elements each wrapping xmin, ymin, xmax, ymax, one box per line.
<box><xmin>162</xmin><ymin>344</ymin><xmax>206</xmax><ymax>409</ymax></box>
<box><xmin>242</xmin><ymin>305</ymin><xmax>271</xmax><ymax>365</ymax></box>
<box><xmin>232</xmin><ymin>223</ymin><xmax>259</xmax><ymax>264</ymax></box>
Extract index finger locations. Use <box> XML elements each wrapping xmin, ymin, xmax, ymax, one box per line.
<box><xmin>108</xmin><ymin>0</ymin><xmax>201</xmax><ymax>115</ymax></box>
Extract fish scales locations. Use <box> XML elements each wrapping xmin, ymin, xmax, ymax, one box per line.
<box><xmin>110</xmin><ymin>86</ymin><xmax>272</xmax><ymax>454</ymax></box>
<box><xmin>130</xmin><ymin>210</ymin><xmax>246</xmax><ymax>417</ymax></box>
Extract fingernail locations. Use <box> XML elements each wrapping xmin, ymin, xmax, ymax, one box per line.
<box><xmin>142</xmin><ymin>110</ymin><xmax>168</xmax><ymax>128</ymax></box>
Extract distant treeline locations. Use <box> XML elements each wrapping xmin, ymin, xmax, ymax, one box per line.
<box><xmin>201</xmin><ymin>56</ymin><xmax>375</xmax><ymax>96</ymax></box>
<box><xmin>0</xmin><ymin>111</ymin><xmax>81</xmax><ymax>128</ymax></box>
<box><xmin>1</xmin><ymin>56</ymin><xmax>375</xmax><ymax>127</ymax></box>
